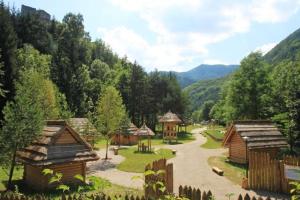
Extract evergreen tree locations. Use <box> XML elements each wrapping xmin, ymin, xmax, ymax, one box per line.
<box><xmin>0</xmin><ymin>2</ymin><xmax>17</xmax><ymax>115</ymax></box>
<box><xmin>0</xmin><ymin>69</ymin><xmax>45</xmax><ymax>189</ymax></box>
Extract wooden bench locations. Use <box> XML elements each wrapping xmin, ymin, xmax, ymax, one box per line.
<box><xmin>212</xmin><ymin>166</ymin><xmax>223</xmax><ymax>176</ymax></box>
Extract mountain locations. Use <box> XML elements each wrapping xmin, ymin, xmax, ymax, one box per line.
<box><xmin>264</xmin><ymin>28</ymin><xmax>300</xmax><ymax>64</ymax></box>
<box><xmin>172</xmin><ymin>64</ymin><xmax>239</xmax><ymax>88</ymax></box>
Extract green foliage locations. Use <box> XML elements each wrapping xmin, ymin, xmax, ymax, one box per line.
<box><xmin>184</xmin><ymin>77</ymin><xmax>228</xmax><ymax>122</ymax></box>
<box><xmin>16</xmin><ymin>44</ymin><xmax>51</xmax><ymax>78</ymax></box>
<box><xmin>290</xmin><ymin>181</ymin><xmax>300</xmax><ymax>200</ymax></box>
<box><xmin>94</xmin><ymin>86</ymin><xmax>127</xmax><ymax>159</ymax></box>
<box><xmin>265</xmin><ymin>28</ymin><xmax>300</xmax><ymax>65</ymax></box>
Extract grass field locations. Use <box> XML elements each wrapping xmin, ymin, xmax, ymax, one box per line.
<box><xmin>94</xmin><ymin>124</ymin><xmax>199</xmax><ymax>150</ymax></box>
<box><xmin>117</xmin><ymin>148</ymin><xmax>175</xmax><ymax>173</ymax></box>
<box><xmin>0</xmin><ymin>166</ymin><xmax>24</xmax><ymax>191</ymax></box>
<box><xmin>200</xmin><ymin>125</ymin><xmax>225</xmax><ymax>149</ymax></box>
<box><xmin>208</xmin><ymin>156</ymin><xmax>246</xmax><ymax>185</ymax></box>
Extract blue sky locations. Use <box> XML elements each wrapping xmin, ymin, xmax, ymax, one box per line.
<box><xmin>5</xmin><ymin>0</ymin><xmax>300</xmax><ymax>72</ymax></box>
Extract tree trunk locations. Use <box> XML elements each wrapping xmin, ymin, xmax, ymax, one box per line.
<box><xmin>7</xmin><ymin>149</ymin><xmax>17</xmax><ymax>190</ymax></box>
<box><xmin>105</xmin><ymin>139</ymin><xmax>109</xmax><ymax>160</ymax></box>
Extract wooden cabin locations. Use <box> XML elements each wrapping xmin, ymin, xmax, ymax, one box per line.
<box><xmin>111</xmin><ymin>123</ymin><xmax>139</xmax><ymax>145</ymax></box>
<box><xmin>17</xmin><ymin>120</ymin><xmax>99</xmax><ymax>191</ymax></box>
<box><xmin>68</xmin><ymin>118</ymin><xmax>98</xmax><ymax>147</ymax></box>
<box><xmin>223</xmin><ymin>120</ymin><xmax>288</xmax><ymax>164</ymax></box>
<box><xmin>159</xmin><ymin>111</ymin><xmax>182</xmax><ymax>142</ymax></box>
<box><xmin>134</xmin><ymin>123</ymin><xmax>155</xmax><ymax>152</ymax></box>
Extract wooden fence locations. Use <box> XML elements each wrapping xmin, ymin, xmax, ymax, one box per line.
<box><xmin>248</xmin><ymin>151</ymin><xmax>300</xmax><ymax>193</ymax></box>
<box><xmin>144</xmin><ymin>158</ymin><xmax>173</xmax><ymax>199</ymax></box>
<box><xmin>178</xmin><ymin>185</ymin><xmax>284</xmax><ymax>200</ymax></box>
<box><xmin>0</xmin><ymin>193</ymin><xmax>147</xmax><ymax>200</ymax></box>
<box><xmin>0</xmin><ymin>186</ymin><xmax>285</xmax><ymax>200</ymax></box>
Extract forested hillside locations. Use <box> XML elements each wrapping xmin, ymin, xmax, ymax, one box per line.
<box><xmin>162</xmin><ymin>64</ymin><xmax>238</xmax><ymax>88</ymax></box>
<box><xmin>264</xmin><ymin>27</ymin><xmax>300</xmax><ymax>64</ymax></box>
<box><xmin>183</xmin><ymin>77</ymin><xmax>228</xmax><ymax>121</ymax></box>
<box><xmin>0</xmin><ymin>2</ymin><xmax>187</xmax><ymax>130</ymax></box>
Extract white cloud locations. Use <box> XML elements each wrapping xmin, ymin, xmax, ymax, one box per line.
<box><xmin>202</xmin><ymin>59</ymin><xmax>229</xmax><ymax>65</ymax></box>
<box><xmin>99</xmin><ymin>0</ymin><xmax>300</xmax><ymax>71</ymax></box>
<box><xmin>254</xmin><ymin>42</ymin><xmax>278</xmax><ymax>55</ymax></box>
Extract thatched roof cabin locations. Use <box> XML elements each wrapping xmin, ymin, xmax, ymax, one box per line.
<box><xmin>223</xmin><ymin>120</ymin><xmax>288</xmax><ymax>164</ymax></box>
<box><xmin>17</xmin><ymin>120</ymin><xmax>99</xmax><ymax>190</ymax></box>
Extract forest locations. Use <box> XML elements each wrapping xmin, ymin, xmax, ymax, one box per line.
<box><xmin>0</xmin><ymin>2</ymin><xmax>188</xmax><ymax>131</ymax></box>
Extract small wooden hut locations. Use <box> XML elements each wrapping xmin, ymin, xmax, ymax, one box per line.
<box><xmin>111</xmin><ymin>123</ymin><xmax>139</xmax><ymax>145</ymax></box>
<box><xmin>223</xmin><ymin>120</ymin><xmax>288</xmax><ymax>164</ymax></box>
<box><xmin>68</xmin><ymin>118</ymin><xmax>98</xmax><ymax>147</ymax></box>
<box><xmin>159</xmin><ymin>111</ymin><xmax>182</xmax><ymax>142</ymax></box>
<box><xmin>17</xmin><ymin>120</ymin><xmax>99</xmax><ymax>191</ymax></box>
<box><xmin>134</xmin><ymin>123</ymin><xmax>155</xmax><ymax>152</ymax></box>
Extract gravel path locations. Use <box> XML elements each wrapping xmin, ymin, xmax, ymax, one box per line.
<box><xmin>87</xmin><ymin>127</ymin><xmax>287</xmax><ymax>199</ymax></box>
<box><xmin>87</xmin><ymin>148</ymin><xmax>143</xmax><ymax>189</ymax></box>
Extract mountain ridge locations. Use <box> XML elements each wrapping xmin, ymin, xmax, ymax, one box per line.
<box><xmin>160</xmin><ymin>64</ymin><xmax>239</xmax><ymax>88</ymax></box>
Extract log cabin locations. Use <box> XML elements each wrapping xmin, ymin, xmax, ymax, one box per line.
<box><xmin>159</xmin><ymin>111</ymin><xmax>182</xmax><ymax>142</ymax></box>
<box><xmin>17</xmin><ymin>120</ymin><xmax>99</xmax><ymax>191</ymax></box>
<box><xmin>111</xmin><ymin>123</ymin><xmax>139</xmax><ymax>145</ymax></box>
<box><xmin>222</xmin><ymin>120</ymin><xmax>288</xmax><ymax>164</ymax></box>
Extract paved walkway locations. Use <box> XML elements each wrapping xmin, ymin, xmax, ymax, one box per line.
<box><xmin>87</xmin><ymin>128</ymin><xmax>288</xmax><ymax>199</ymax></box>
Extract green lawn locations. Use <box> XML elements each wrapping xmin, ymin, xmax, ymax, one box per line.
<box><xmin>200</xmin><ymin>125</ymin><xmax>225</xmax><ymax>149</ymax></box>
<box><xmin>0</xmin><ymin>166</ymin><xmax>24</xmax><ymax>191</ymax></box>
<box><xmin>94</xmin><ymin>125</ymin><xmax>198</xmax><ymax>149</ymax></box>
<box><xmin>208</xmin><ymin>156</ymin><xmax>246</xmax><ymax>185</ymax></box>
<box><xmin>117</xmin><ymin>148</ymin><xmax>175</xmax><ymax>173</ymax></box>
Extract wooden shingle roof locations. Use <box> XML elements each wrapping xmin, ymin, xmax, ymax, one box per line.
<box><xmin>17</xmin><ymin>120</ymin><xmax>99</xmax><ymax>166</ymax></box>
<box><xmin>158</xmin><ymin>111</ymin><xmax>182</xmax><ymax>123</ymax></box>
<box><xmin>68</xmin><ymin>118</ymin><xmax>97</xmax><ymax>135</ymax></box>
<box><xmin>223</xmin><ymin>120</ymin><xmax>288</xmax><ymax>149</ymax></box>
<box><xmin>134</xmin><ymin>123</ymin><xmax>155</xmax><ymax>136</ymax></box>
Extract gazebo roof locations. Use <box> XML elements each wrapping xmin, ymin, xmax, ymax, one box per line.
<box><xmin>127</xmin><ymin>122</ymin><xmax>139</xmax><ymax>134</ymax></box>
<box><xmin>134</xmin><ymin>123</ymin><xmax>155</xmax><ymax>136</ymax></box>
<box><xmin>159</xmin><ymin>111</ymin><xmax>182</xmax><ymax>123</ymax></box>
<box><xmin>17</xmin><ymin>120</ymin><xmax>99</xmax><ymax>166</ymax></box>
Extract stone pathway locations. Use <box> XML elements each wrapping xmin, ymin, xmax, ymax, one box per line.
<box><xmin>87</xmin><ymin>128</ymin><xmax>288</xmax><ymax>199</ymax></box>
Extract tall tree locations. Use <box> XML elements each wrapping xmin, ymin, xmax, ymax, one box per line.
<box><xmin>271</xmin><ymin>57</ymin><xmax>300</xmax><ymax>152</ymax></box>
<box><xmin>0</xmin><ymin>69</ymin><xmax>45</xmax><ymax>189</ymax></box>
<box><xmin>0</xmin><ymin>2</ymin><xmax>17</xmax><ymax>115</ymax></box>
<box><xmin>220</xmin><ymin>52</ymin><xmax>270</xmax><ymax>122</ymax></box>
<box><xmin>94</xmin><ymin>86</ymin><xmax>126</xmax><ymax>159</ymax></box>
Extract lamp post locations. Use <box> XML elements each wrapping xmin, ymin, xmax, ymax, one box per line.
<box><xmin>243</xmin><ymin>136</ymin><xmax>249</xmax><ymax>178</ymax></box>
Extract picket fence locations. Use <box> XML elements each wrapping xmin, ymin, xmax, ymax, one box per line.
<box><xmin>144</xmin><ymin>158</ymin><xmax>173</xmax><ymax>199</ymax></box>
<box><xmin>248</xmin><ymin>151</ymin><xmax>300</xmax><ymax>193</ymax></box>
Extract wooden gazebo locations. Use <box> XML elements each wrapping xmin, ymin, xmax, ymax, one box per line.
<box><xmin>134</xmin><ymin>123</ymin><xmax>155</xmax><ymax>152</ymax></box>
<box><xmin>159</xmin><ymin>111</ymin><xmax>182</xmax><ymax>142</ymax></box>
<box><xmin>111</xmin><ymin>123</ymin><xmax>139</xmax><ymax>146</ymax></box>
<box><xmin>17</xmin><ymin>120</ymin><xmax>99</xmax><ymax>191</ymax></box>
